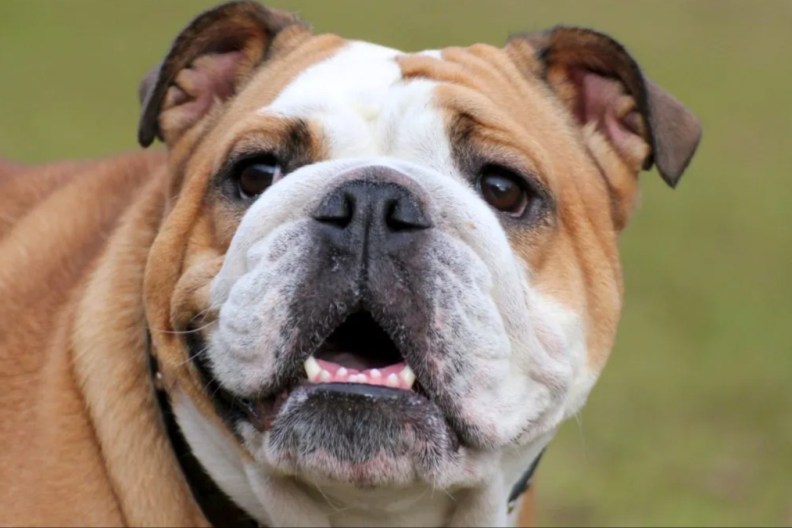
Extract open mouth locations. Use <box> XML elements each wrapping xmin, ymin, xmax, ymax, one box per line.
<box><xmin>188</xmin><ymin>304</ymin><xmax>462</xmax><ymax>482</ymax></box>
<box><xmin>188</xmin><ymin>309</ymin><xmax>429</xmax><ymax>433</ymax></box>
<box><xmin>304</xmin><ymin>311</ymin><xmax>416</xmax><ymax>390</ymax></box>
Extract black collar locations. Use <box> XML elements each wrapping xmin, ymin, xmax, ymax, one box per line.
<box><xmin>507</xmin><ymin>448</ymin><xmax>545</xmax><ymax>514</ymax></box>
<box><xmin>147</xmin><ymin>334</ymin><xmax>543</xmax><ymax>525</ymax></box>
<box><xmin>147</xmin><ymin>338</ymin><xmax>259</xmax><ymax>528</ymax></box>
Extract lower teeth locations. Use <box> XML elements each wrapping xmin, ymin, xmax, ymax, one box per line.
<box><xmin>302</xmin><ymin>356</ymin><xmax>416</xmax><ymax>390</ymax></box>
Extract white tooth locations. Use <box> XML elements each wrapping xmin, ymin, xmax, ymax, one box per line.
<box><xmin>357</xmin><ymin>374</ymin><xmax>368</xmax><ymax>384</ymax></box>
<box><xmin>337</xmin><ymin>367</ymin><xmax>348</xmax><ymax>378</ymax></box>
<box><xmin>386</xmin><ymin>373</ymin><xmax>399</xmax><ymax>387</ymax></box>
<box><xmin>370</xmin><ymin>369</ymin><xmax>381</xmax><ymax>379</ymax></box>
<box><xmin>399</xmin><ymin>366</ymin><xmax>416</xmax><ymax>388</ymax></box>
<box><xmin>319</xmin><ymin>370</ymin><xmax>331</xmax><ymax>382</ymax></box>
<box><xmin>303</xmin><ymin>356</ymin><xmax>321</xmax><ymax>381</ymax></box>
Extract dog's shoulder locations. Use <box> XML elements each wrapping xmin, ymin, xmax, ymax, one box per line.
<box><xmin>0</xmin><ymin>148</ymin><xmax>198</xmax><ymax>526</ymax></box>
<box><xmin>0</xmin><ymin>151</ymin><xmax>165</xmax><ymax>240</ymax></box>
<box><xmin>0</xmin><ymin>151</ymin><xmax>166</xmax><ymax>338</ymax></box>
<box><xmin>0</xmin><ymin>150</ymin><xmax>167</xmax><ymax>354</ymax></box>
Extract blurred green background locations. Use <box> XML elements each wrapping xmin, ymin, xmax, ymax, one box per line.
<box><xmin>1</xmin><ymin>1</ymin><xmax>790</xmax><ymax>525</ymax></box>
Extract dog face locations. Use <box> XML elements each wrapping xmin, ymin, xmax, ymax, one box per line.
<box><xmin>140</xmin><ymin>2</ymin><xmax>700</xmax><ymax>524</ymax></box>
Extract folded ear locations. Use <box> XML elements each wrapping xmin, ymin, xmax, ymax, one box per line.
<box><xmin>506</xmin><ymin>27</ymin><xmax>701</xmax><ymax>187</ymax></box>
<box><xmin>138</xmin><ymin>1</ymin><xmax>306</xmax><ymax>148</ymax></box>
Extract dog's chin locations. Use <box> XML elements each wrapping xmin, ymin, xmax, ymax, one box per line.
<box><xmin>242</xmin><ymin>383</ymin><xmax>460</xmax><ymax>488</ymax></box>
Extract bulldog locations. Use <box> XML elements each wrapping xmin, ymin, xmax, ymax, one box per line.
<box><xmin>0</xmin><ymin>2</ymin><xmax>701</xmax><ymax>526</ymax></box>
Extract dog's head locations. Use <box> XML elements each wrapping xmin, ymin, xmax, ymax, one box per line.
<box><xmin>139</xmin><ymin>2</ymin><xmax>700</xmax><ymax>524</ymax></box>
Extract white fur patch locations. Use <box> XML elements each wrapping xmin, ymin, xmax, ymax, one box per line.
<box><xmin>171</xmin><ymin>391</ymin><xmax>270</xmax><ymax>522</ymax></box>
<box><xmin>259</xmin><ymin>42</ymin><xmax>453</xmax><ymax>170</ymax></box>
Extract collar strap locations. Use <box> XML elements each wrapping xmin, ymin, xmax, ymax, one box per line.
<box><xmin>146</xmin><ymin>334</ymin><xmax>258</xmax><ymax>527</ymax></box>
<box><xmin>507</xmin><ymin>448</ymin><xmax>546</xmax><ymax>514</ymax></box>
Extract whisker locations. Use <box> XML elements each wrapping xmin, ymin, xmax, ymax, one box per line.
<box><xmin>149</xmin><ymin>318</ymin><xmax>216</xmax><ymax>336</ymax></box>
<box><xmin>149</xmin><ymin>304</ymin><xmax>219</xmax><ymax>336</ymax></box>
<box><xmin>441</xmin><ymin>487</ymin><xmax>456</xmax><ymax>502</ymax></box>
<box><xmin>574</xmin><ymin>410</ymin><xmax>589</xmax><ymax>461</ymax></box>
<box><xmin>310</xmin><ymin>477</ymin><xmax>349</xmax><ymax>513</ymax></box>
<box><xmin>174</xmin><ymin>342</ymin><xmax>211</xmax><ymax>368</ymax></box>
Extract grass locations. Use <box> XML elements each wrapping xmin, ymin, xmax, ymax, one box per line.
<box><xmin>1</xmin><ymin>1</ymin><xmax>790</xmax><ymax>525</ymax></box>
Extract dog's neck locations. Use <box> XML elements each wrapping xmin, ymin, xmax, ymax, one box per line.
<box><xmin>149</xmin><ymin>352</ymin><xmax>259</xmax><ymax>527</ymax></box>
<box><xmin>149</xmin><ymin>338</ymin><xmax>544</xmax><ymax>527</ymax></box>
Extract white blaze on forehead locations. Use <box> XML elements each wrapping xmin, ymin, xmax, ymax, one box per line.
<box><xmin>263</xmin><ymin>41</ymin><xmax>402</xmax><ymax>117</ymax></box>
<box><xmin>258</xmin><ymin>41</ymin><xmax>451</xmax><ymax>169</ymax></box>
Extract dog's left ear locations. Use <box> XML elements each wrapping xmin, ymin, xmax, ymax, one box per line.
<box><xmin>507</xmin><ymin>27</ymin><xmax>701</xmax><ymax>188</ymax></box>
<box><xmin>138</xmin><ymin>1</ymin><xmax>307</xmax><ymax>148</ymax></box>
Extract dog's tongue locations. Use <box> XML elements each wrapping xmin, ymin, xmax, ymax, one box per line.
<box><xmin>304</xmin><ymin>356</ymin><xmax>416</xmax><ymax>390</ymax></box>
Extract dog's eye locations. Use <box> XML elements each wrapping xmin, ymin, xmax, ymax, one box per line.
<box><xmin>477</xmin><ymin>166</ymin><xmax>531</xmax><ymax>217</ymax></box>
<box><xmin>235</xmin><ymin>155</ymin><xmax>281</xmax><ymax>199</ymax></box>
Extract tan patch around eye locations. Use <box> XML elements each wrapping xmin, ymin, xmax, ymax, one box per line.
<box><xmin>403</xmin><ymin>44</ymin><xmax>627</xmax><ymax>370</ymax></box>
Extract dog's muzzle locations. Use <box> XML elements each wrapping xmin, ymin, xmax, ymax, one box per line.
<box><xmin>191</xmin><ymin>166</ymin><xmax>478</xmax><ymax>485</ymax></box>
<box><xmin>265</xmin><ymin>167</ymin><xmax>461</xmax><ymax>483</ymax></box>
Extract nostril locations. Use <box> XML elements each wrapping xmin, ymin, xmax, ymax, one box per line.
<box><xmin>313</xmin><ymin>192</ymin><xmax>354</xmax><ymax>229</ymax></box>
<box><xmin>386</xmin><ymin>198</ymin><xmax>432</xmax><ymax>232</ymax></box>
<box><xmin>313</xmin><ymin>177</ymin><xmax>432</xmax><ymax>235</ymax></box>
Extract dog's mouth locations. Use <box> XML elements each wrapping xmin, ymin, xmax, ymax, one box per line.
<box><xmin>186</xmin><ymin>305</ymin><xmax>462</xmax><ymax>487</ymax></box>
<box><xmin>192</xmin><ymin>309</ymin><xmax>439</xmax><ymax>434</ymax></box>
<box><xmin>305</xmin><ymin>311</ymin><xmax>417</xmax><ymax>391</ymax></box>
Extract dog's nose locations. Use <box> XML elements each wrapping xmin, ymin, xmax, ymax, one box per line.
<box><xmin>312</xmin><ymin>175</ymin><xmax>431</xmax><ymax>242</ymax></box>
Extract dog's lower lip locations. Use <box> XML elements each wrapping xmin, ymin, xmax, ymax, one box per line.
<box><xmin>265</xmin><ymin>382</ymin><xmax>462</xmax><ymax>461</ymax></box>
<box><xmin>238</xmin><ymin>373</ymin><xmax>433</xmax><ymax>433</ymax></box>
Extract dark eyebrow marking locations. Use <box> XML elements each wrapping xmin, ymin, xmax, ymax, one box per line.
<box><xmin>281</xmin><ymin>118</ymin><xmax>314</xmax><ymax>165</ymax></box>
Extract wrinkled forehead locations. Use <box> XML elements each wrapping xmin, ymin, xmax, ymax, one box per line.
<box><xmin>255</xmin><ymin>41</ymin><xmax>450</xmax><ymax>165</ymax></box>
<box><xmin>216</xmin><ymin>35</ymin><xmax>563</xmax><ymax>180</ymax></box>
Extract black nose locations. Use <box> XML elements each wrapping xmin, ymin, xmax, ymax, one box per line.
<box><xmin>313</xmin><ymin>178</ymin><xmax>431</xmax><ymax>235</ymax></box>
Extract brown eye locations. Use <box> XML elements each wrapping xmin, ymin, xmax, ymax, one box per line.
<box><xmin>236</xmin><ymin>155</ymin><xmax>281</xmax><ymax>198</ymax></box>
<box><xmin>478</xmin><ymin>167</ymin><xmax>530</xmax><ymax>217</ymax></box>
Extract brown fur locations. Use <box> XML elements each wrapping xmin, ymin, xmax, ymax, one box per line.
<box><xmin>0</xmin><ymin>4</ymin><xmax>699</xmax><ymax>526</ymax></box>
<box><xmin>399</xmin><ymin>44</ymin><xmax>630</xmax><ymax>369</ymax></box>
<box><xmin>0</xmin><ymin>28</ymin><xmax>345</xmax><ymax>528</ymax></box>
<box><xmin>0</xmin><ymin>151</ymin><xmax>211</xmax><ymax>525</ymax></box>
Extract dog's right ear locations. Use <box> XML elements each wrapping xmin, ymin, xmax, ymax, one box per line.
<box><xmin>138</xmin><ymin>1</ymin><xmax>307</xmax><ymax>148</ymax></box>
